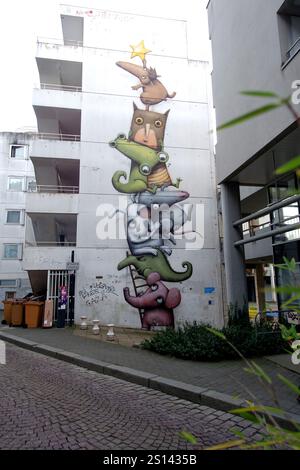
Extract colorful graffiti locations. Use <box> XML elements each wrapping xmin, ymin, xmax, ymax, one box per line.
<box><xmin>110</xmin><ymin>41</ymin><xmax>193</xmax><ymax>330</ymax></box>
<box><xmin>124</xmin><ymin>273</ymin><xmax>181</xmax><ymax>330</ymax></box>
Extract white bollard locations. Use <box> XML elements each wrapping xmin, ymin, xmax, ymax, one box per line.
<box><xmin>92</xmin><ymin>319</ymin><xmax>100</xmax><ymax>335</ymax></box>
<box><xmin>80</xmin><ymin>316</ymin><xmax>88</xmax><ymax>330</ymax></box>
<box><xmin>106</xmin><ymin>324</ymin><xmax>115</xmax><ymax>341</ymax></box>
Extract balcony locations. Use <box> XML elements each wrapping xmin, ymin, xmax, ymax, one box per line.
<box><xmin>23</xmin><ymin>246</ymin><xmax>75</xmax><ymax>272</ymax></box>
<box><xmin>30</xmin><ymin>138</ymin><xmax>81</xmax><ymax>158</ymax></box>
<box><xmin>36</xmin><ymin>37</ymin><xmax>83</xmax><ymax>63</ymax></box>
<box><xmin>25</xmin><ymin>213</ymin><xmax>77</xmax><ymax>248</ymax></box>
<box><xmin>33</xmin><ymin>87</ymin><xmax>82</xmax><ymax>111</ymax></box>
<box><xmin>30</xmin><ymin>157</ymin><xmax>80</xmax><ymax>189</ymax></box>
<box><xmin>26</xmin><ymin>192</ymin><xmax>78</xmax><ymax>214</ymax></box>
<box><xmin>61</xmin><ymin>14</ymin><xmax>83</xmax><ymax>46</ymax></box>
<box><xmin>33</xmin><ymin>105</ymin><xmax>81</xmax><ymax>139</ymax></box>
<box><xmin>234</xmin><ymin>194</ymin><xmax>300</xmax><ymax>262</ymax></box>
<box><xmin>36</xmin><ymin>58</ymin><xmax>82</xmax><ymax>92</ymax></box>
<box><xmin>30</xmin><ymin>132</ymin><xmax>80</xmax><ymax>142</ymax></box>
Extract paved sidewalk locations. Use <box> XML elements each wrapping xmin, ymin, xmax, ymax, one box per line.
<box><xmin>1</xmin><ymin>344</ymin><xmax>263</xmax><ymax>450</ymax></box>
<box><xmin>0</xmin><ymin>323</ymin><xmax>299</xmax><ymax>422</ymax></box>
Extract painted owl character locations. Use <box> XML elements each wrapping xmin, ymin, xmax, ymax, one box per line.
<box><xmin>129</xmin><ymin>103</ymin><xmax>169</xmax><ymax>151</ymax></box>
<box><xmin>129</xmin><ymin>103</ymin><xmax>181</xmax><ymax>190</ymax></box>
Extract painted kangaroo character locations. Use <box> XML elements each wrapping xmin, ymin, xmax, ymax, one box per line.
<box><xmin>118</xmin><ymin>250</ymin><xmax>193</xmax><ymax>282</ymax></box>
<box><xmin>117</xmin><ymin>61</ymin><xmax>176</xmax><ymax>110</ymax></box>
<box><xmin>123</xmin><ymin>272</ymin><xmax>181</xmax><ymax>330</ymax></box>
<box><xmin>110</xmin><ymin>134</ymin><xmax>169</xmax><ymax>194</ymax></box>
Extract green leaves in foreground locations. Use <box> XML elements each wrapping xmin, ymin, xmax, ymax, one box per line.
<box><xmin>179</xmin><ymin>431</ymin><xmax>198</xmax><ymax>445</ymax></box>
<box><xmin>205</xmin><ymin>326</ymin><xmax>226</xmax><ymax>340</ymax></box>
<box><xmin>276</xmin><ymin>155</ymin><xmax>300</xmax><ymax>175</ymax></box>
<box><xmin>217</xmin><ymin>104</ymin><xmax>283</xmax><ymax>131</ymax></box>
<box><xmin>274</xmin><ymin>256</ymin><xmax>297</xmax><ymax>272</ymax></box>
<box><xmin>244</xmin><ymin>361</ymin><xmax>272</xmax><ymax>385</ymax></box>
<box><xmin>277</xmin><ymin>374</ymin><xmax>300</xmax><ymax>396</ymax></box>
<box><xmin>240</xmin><ymin>90</ymin><xmax>280</xmax><ymax>98</ymax></box>
<box><xmin>216</xmin><ymin>90</ymin><xmax>290</xmax><ymax>131</ymax></box>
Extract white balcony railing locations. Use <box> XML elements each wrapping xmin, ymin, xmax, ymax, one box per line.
<box><xmin>26</xmin><ymin>241</ymin><xmax>76</xmax><ymax>247</ymax></box>
<box><xmin>34</xmin><ymin>184</ymin><xmax>79</xmax><ymax>194</ymax></box>
<box><xmin>29</xmin><ymin>132</ymin><xmax>80</xmax><ymax>142</ymax></box>
<box><xmin>39</xmin><ymin>83</ymin><xmax>82</xmax><ymax>92</ymax></box>
<box><xmin>37</xmin><ymin>36</ymin><xmax>83</xmax><ymax>47</ymax></box>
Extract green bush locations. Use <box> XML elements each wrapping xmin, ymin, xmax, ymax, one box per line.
<box><xmin>141</xmin><ymin>322</ymin><xmax>286</xmax><ymax>361</ymax></box>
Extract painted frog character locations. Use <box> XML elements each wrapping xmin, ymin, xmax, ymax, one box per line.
<box><xmin>110</xmin><ymin>134</ymin><xmax>169</xmax><ymax>194</ymax></box>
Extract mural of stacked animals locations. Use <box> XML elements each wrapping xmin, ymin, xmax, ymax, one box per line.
<box><xmin>109</xmin><ymin>41</ymin><xmax>193</xmax><ymax>330</ymax></box>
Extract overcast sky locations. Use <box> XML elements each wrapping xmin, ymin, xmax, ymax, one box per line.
<box><xmin>0</xmin><ymin>0</ymin><xmax>210</xmax><ymax>133</ymax></box>
<box><xmin>0</xmin><ymin>0</ymin><xmax>62</xmax><ymax>132</ymax></box>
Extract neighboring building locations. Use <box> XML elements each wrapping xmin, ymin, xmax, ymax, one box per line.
<box><xmin>0</xmin><ymin>132</ymin><xmax>35</xmax><ymax>303</ymax></box>
<box><xmin>208</xmin><ymin>0</ymin><xmax>300</xmax><ymax>315</ymax></box>
<box><xmin>22</xmin><ymin>2</ymin><xmax>224</xmax><ymax>328</ymax></box>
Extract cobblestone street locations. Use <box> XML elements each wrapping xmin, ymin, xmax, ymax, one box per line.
<box><xmin>0</xmin><ymin>344</ymin><xmax>262</xmax><ymax>450</ymax></box>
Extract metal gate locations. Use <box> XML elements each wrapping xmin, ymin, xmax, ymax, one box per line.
<box><xmin>46</xmin><ymin>270</ymin><xmax>75</xmax><ymax>324</ymax></box>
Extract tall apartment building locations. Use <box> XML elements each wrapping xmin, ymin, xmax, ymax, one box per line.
<box><xmin>208</xmin><ymin>0</ymin><xmax>300</xmax><ymax>315</ymax></box>
<box><xmin>22</xmin><ymin>1</ymin><xmax>224</xmax><ymax>328</ymax></box>
<box><xmin>0</xmin><ymin>132</ymin><xmax>35</xmax><ymax>303</ymax></box>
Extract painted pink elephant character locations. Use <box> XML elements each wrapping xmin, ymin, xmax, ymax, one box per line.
<box><xmin>123</xmin><ymin>272</ymin><xmax>181</xmax><ymax>330</ymax></box>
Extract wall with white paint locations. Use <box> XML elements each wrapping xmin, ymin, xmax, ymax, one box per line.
<box><xmin>0</xmin><ymin>132</ymin><xmax>34</xmax><ymax>303</ymax></box>
<box><xmin>26</xmin><ymin>1</ymin><xmax>224</xmax><ymax>328</ymax></box>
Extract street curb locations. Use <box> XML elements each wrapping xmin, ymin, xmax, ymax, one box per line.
<box><xmin>1</xmin><ymin>331</ymin><xmax>300</xmax><ymax>430</ymax></box>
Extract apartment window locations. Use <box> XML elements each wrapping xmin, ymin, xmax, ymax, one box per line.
<box><xmin>10</xmin><ymin>144</ymin><xmax>28</xmax><ymax>159</ymax></box>
<box><xmin>8</xmin><ymin>176</ymin><xmax>24</xmax><ymax>191</ymax></box>
<box><xmin>278</xmin><ymin>0</ymin><xmax>300</xmax><ymax>67</ymax></box>
<box><xmin>3</xmin><ymin>244</ymin><xmax>22</xmax><ymax>260</ymax></box>
<box><xmin>0</xmin><ymin>279</ymin><xmax>18</xmax><ymax>288</ymax></box>
<box><xmin>6</xmin><ymin>210</ymin><xmax>22</xmax><ymax>224</ymax></box>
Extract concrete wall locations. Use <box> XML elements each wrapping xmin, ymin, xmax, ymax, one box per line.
<box><xmin>31</xmin><ymin>139</ymin><xmax>81</xmax><ymax>160</ymax></box>
<box><xmin>0</xmin><ymin>133</ymin><xmax>35</xmax><ymax>303</ymax></box>
<box><xmin>208</xmin><ymin>0</ymin><xmax>300</xmax><ymax>183</ymax></box>
<box><xmin>26</xmin><ymin>193</ymin><xmax>78</xmax><ymax>214</ymax></box>
<box><xmin>27</xmin><ymin>1</ymin><xmax>224</xmax><ymax>328</ymax></box>
<box><xmin>73</xmin><ymin>2</ymin><xmax>223</xmax><ymax>328</ymax></box>
<box><xmin>32</xmin><ymin>88</ymin><xmax>82</xmax><ymax>110</ymax></box>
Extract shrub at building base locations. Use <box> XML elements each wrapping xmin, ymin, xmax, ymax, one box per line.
<box><xmin>141</xmin><ymin>322</ymin><xmax>287</xmax><ymax>361</ymax></box>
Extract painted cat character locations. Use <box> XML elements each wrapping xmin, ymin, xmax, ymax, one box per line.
<box><xmin>129</xmin><ymin>103</ymin><xmax>169</xmax><ymax>150</ymax></box>
<box><xmin>129</xmin><ymin>104</ymin><xmax>182</xmax><ymax>190</ymax></box>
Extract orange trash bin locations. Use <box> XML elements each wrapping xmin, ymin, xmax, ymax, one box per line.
<box><xmin>11</xmin><ymin>301</ymin><xmax>25</xmax><ymax>326</ymax></box>
<box><xmin>2</xmin><ymin>300</ymin><xmax>14</xmax><ymax>324</ymax></box>
<box><xmin>25</xmin><ymin>301</ymin><xmax>44</xmax><ymax>328</ymax></box>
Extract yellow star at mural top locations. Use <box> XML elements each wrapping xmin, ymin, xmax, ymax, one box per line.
<box><xmin>130</xmin><ymin>40</ymin><xmax>152</xmax><ymax>63</ymax></box>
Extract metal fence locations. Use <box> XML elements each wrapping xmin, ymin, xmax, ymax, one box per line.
<box><xmin>39</xmin><ymin>83</ymin><xmax>82</xmax><ymax>92</ymax></box>
<box><xmin>47</xmin><ymin>270</ymin><xmax>75</xmax><ymax>322</ymax></box>
<box><xmin>30</xmin><ymin>132</ymin><xmax>80</xmax><ymax>142</ymax></box>
<box><xmin>35</xmin><ymin>184</ymin><xmax>79</xmax><ymax>194</ymax></box>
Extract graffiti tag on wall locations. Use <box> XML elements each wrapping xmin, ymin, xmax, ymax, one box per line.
<box><xmin>79</xmin><ymin>281</ymin><xmax>118</xmax><ymax>305</ymax></box>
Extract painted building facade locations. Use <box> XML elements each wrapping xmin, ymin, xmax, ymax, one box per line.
<box><xmin>23</xmin><ymin>1</ymin><xmax>224</xmax><ymax>328</ymax></box>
